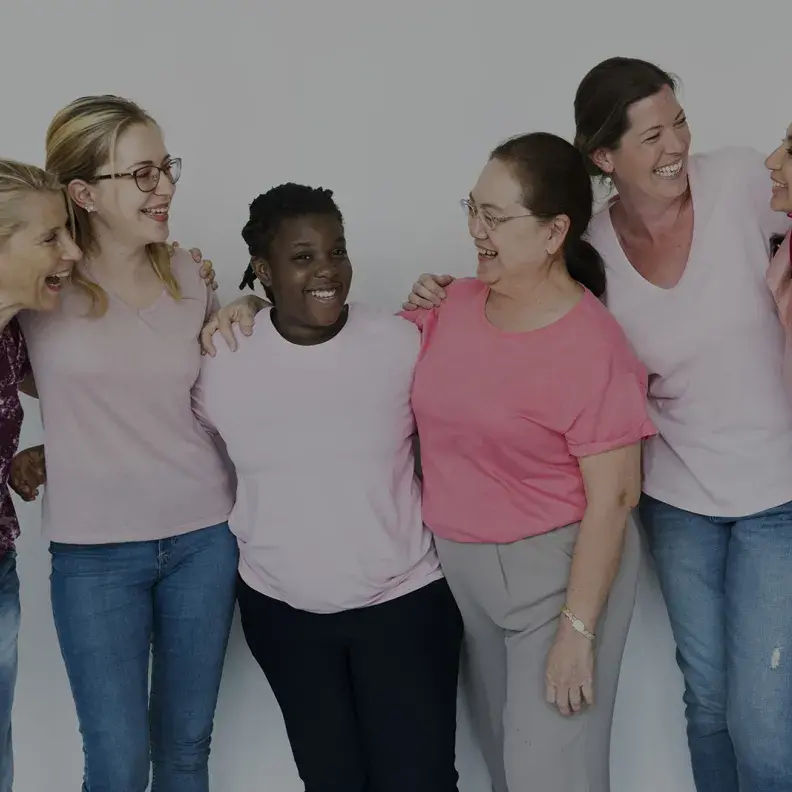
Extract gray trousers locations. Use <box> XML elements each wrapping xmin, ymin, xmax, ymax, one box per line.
<box><xmin>436</xmin><ymin>518</ymin><xmax>640</xmax><ymax>792</ymax></box>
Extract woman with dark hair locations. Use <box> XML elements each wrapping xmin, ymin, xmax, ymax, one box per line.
<box><xmin>406</xmin><ymin>58</ymin><xmax>792</xmax><ymax>792</ymax></box>
<box><xmin>192</xmin><ymin>183</ymin><xmax>463</xmax><ymax>792</ymax></box>
<box><xmin>200</xmin><ymin>135</ymin><xmax>655</xmax><ymax>792</ymax></box>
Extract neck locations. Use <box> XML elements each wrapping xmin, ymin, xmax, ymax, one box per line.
<box><xmin>0</xmin><ymin>299</ymin><xmax>21</xmax><ymax>334</ymax></box>
<box><xmin>612</xmin><ymin>179</ymin><xmax>690</xmax><ymax>240</ymax></box>
<box><xmin>271</xmin><ymin>305</ymin><xmax>349</xmax><ymax>346</ymax></box>
<box><xmin>89</xmin><ymin>229</ymin><xmax>151</xmax><ymax>278</ymax></box>
<box><xmin>488</xmin><ymin>259</ymin><xmax>569</xmax><ymax>306</ymax></box>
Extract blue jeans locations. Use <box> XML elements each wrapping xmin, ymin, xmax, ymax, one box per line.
<box><xmin>0</xmin><ymin>553</ymin><xmax>19</xmax><ymax>792</ymax></box>
<box><xmin>50</xmin><ymin>523</ymin><xmax>238</xmax><ymax>792</ymax></box>
<box><xmin>640</xmin><ymin>495</ymin><xmax>792</xmax><ymax>792</ymax></box>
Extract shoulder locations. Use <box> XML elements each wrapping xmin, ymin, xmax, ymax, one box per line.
<box><xmin>692</xmin><ymin>145</ymin><xmax>765</xmax><ymax>187</ymax></box>
<box><xmin>576</xmin><ymin>292</ymin><xmax>645</xmax><ymax>375</ymax></box>
<box><xmin>167</xmin><ymin>247</ymin><xmax>206</xmax><ymax>299</ymax></box>
<box><xmin>349</xmin><ymin>303</ymin><xmax>421</xmax><ymax>348</ymax></box>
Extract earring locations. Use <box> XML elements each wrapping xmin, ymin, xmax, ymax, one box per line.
<box><xmin>86</xmin><ymin>206</ymin><xmax>95</xmax><ymax>213</ymax></box>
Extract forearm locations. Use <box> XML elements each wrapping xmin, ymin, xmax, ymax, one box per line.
<box><xmin>563</xmin><ymin>501</ymin><xmax>631</xmax><ymax>633</ymax></box>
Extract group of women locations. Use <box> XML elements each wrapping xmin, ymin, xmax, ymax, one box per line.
<box><xmin>0</xmin><ymin>54</ymin><xmax>789</xmax><ymax>792</ymax></box>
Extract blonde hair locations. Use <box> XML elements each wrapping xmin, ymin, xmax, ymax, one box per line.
<box><xmin>0</xmin><ymin>160</ymin><xmax>64</xmax><ymax>246</ymax></box>
<box><xmin>45</xmin><ymin>95</ymin><xmax>179</xmax><ymax>315</ymax></box>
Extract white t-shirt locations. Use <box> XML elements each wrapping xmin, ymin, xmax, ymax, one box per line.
<box><xmin>588</xmin><ymin>147</ymin><xmax>792</xmax><ymax>517</ymax></box>
<box><xmin>192</xmin><ymin>303</ymin><xmax>442</xmax><ymax>614</ymax></box>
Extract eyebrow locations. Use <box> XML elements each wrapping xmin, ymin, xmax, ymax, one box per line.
<box><xmin>130</xmin><ymin>154</ymin><xmax>172</xmax><ymax>168</ymax></box>
<box><xmin>36</xmin><ymin>226</ymin><xmax>60</xmax><ymax>240</ymax></box>
<box><xmin>290</xmin><ymin>235</ymin><xmax>346</xmax><ymax>249</ymax></box>
<box><xmin>469</xmin><ymin>193</ymin><xmax>504</xmax><ymax>212</ymax></box>
<box><xmin>641</xmin><ymin>109</ymin><xmax>686</xmax><ymax>137</ymax></box>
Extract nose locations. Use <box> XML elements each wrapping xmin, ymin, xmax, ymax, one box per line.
<box><xmin>468</xmin><ymin>212</ymin><xmax>488</xmax><ymax>240</ymax></box>
<box><xmin>766</xmin><ymin>144</ymin><xmax>783</xmax><ymax>172</ymax></box>
<box><xmin>155</xmin><ymin>171</ymin><xmax>176</xmax><ymax>198</ymax></box>
<box><xmin>664</xmin><ymin>125</ymin><xmax>687</xmax><ymax>155</ymax></box>
<box><xmin>314</xmin><ymin>255</ymin><xmax>338</xmax><ymax>278</ymax></box>
<box><xmin>62</xmin><ymin>233</ymin><xmax>83</xmax><ymax>263</ymax></box>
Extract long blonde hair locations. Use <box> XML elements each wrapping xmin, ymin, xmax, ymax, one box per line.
<box><xmin>0</xmin><ymin>160</ymin><xmax>64</xmax><ymax>246</ymax></box>
<box><xmin>45</xmin><ymin>95</ymin><xmax>179</xmax><ymax>315</ymax></box>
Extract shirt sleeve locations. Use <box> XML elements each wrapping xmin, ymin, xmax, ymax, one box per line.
<box><xmin>731</xmin><ymin>147</ymin><xmax>792</xmax><ymax>241</ymax></box>
<box><xmin>565</xmin><ymin>362</ymin><xmax>656</xmax><ymax>458</ymax></box>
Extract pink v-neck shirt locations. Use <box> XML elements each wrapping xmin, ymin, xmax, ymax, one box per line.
<box><xmin>19</xmin><ymin>249</ymin><xmax>234</xmax><ymax>544</ymax></box>
<box><xmin>401</xmin><ymin>283</ymin><xmax>655</xmax><ymax>544</ymax></box>
<box><xmin>588</xmin><ymin>147</ymin><xmax>792</xmax><ymax>517</ymax></box>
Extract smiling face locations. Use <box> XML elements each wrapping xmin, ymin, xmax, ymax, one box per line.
<box><xmin>467</xmin><ymin>158</ymin><xmax>565</xmax><ymax>290</ymax></box>
<box><xmin>254</xmin><ymin>213</ymin><xmax>352</xmax><ymax>342</ymax></box>
<box><xmin>69</xmin><ymin>122</ymin><xmax>177</xmax><ymax>248</ymax></box>
<box><xmin>593</xmin><ymin>85</ymin><xmax>691</xmax><ymax>202</ymax></box>
<box><xmin>0</xmin><ymin>191</ymin><xmax>82</xmax><ymax>312</ymax></box>
<box><xmin>766</xmin><ymin>124</ymin><xmax>792</xmax><ymax>214</ymax></box>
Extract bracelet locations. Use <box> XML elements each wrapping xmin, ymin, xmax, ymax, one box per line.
<box><xmin>561</xmin><ymin>605</ymin><xmax>595</xmax><ymax>641</ymax></box>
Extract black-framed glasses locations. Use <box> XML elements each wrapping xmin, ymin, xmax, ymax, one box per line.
<box><xmin>460</xmin><ymin>197</ymin><xmax>533</xmax><ymax>233</ymax></box>
<box><xmin>93</xmin><ymin>157</ymin><xmax>182</xmax><ymax>193</ymax></box>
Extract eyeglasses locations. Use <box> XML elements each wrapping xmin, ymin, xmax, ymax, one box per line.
<box><xmin>92</xmin><ymin>157</ymin><xmax>182</xmax><ymax>193</ymax></box>
<box><xmin>460</xmin><ymin>197</ymin><xmax>533</xmax><ymax>233</ymax></box>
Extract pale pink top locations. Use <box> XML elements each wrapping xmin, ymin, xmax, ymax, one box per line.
<box><xmin>400</xmin><ymin>280</ymin><xmax>655</xmax><ymax>544</ymax></box>
<box><xmin>766</xmin><ymin>229</ymin><xmax>792</xmax><ymax>400</ymax></box>
<box><xmin>588</xmin><ymin>147</ymin><xmax>792</xmax><ymax>517</ymax></box>
<box><xmin>192</xmin><ymin>304</ymin><xmax>442</xmax><ymax>614</ymax></box>
<box><xmin>19</xmin><ymin>249</ymin><xmax>234</xmax><ymax>543</ymax></box>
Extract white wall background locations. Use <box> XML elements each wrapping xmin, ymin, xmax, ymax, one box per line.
<box><xmin>3</xmin><ymin>1</ymin><xmax>789</xmax><ymax>789</ymax></box>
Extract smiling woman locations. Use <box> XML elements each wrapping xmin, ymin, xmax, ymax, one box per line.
<box><xmin>0</xmin><ymin>159</ymin><xmax>80</xmax><ymax>792</ymax></box>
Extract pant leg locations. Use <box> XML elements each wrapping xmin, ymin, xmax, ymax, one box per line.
<box><xmin>726</xmin><ymin>500</ymin><xmax>792</xmax><ymax>791</ymax></box>
<box><xmin>0</xmin><ymin>553</ymin><xmax>19</xmax><ymax>792</ymax></box>
<box><xmin>640</xmin><ymin>495</ymin><xmax>737</xmax><ymax>792</ymax></box>
<box><xmin>492</xmin><ymin>519</ymin><xmax>639</xmax><ymax>792</ymax></box>
<box><xmin>149</xmin><ymin>523</ymin><xmax>238</xmax><ymax>792</ymax></box>
<box><xmin>435</xmin><ymin>537</ymin><xmax>509</xmax><ymax>792</ymax></box>
<box><xmin>347</xmin><ymin>578</ymin><xmax>463</xmax><ymax>792</ymax></box>
<box><xmin>236</xmin><ymin>576</ymin><xmax>368</xmax><ymax>792</ymax></box>
<box><xmin>50</xmin><ymin>541</ymin><xmax>156</xmax><ymax>792</ymax></box>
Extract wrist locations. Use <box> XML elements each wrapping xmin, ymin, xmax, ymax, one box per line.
<box><xmin>560</xmin><ymin>604</ymin><xmax>596</xmax><ymax>641</ymax></box>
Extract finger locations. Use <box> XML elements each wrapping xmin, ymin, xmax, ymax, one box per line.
<box><xmin>569</xmin><ymin>685</ymin><xmax>583</xmax><ymax>714</ymax></box>
<box><xmin>401</xmin><ymin>302</ymin><xmax>418</xmax><ymax>312</ymax></box>
<box><xmin>190</xmin><ymin>247</ymin><xmax>204</xmax><ymax>264</ymax></box>
<box><xmin>408</xmin><ymin>295</ymin><xmax>438</xmax><ymax>310</ymax></box>
<box><xmin>556</xmin><ymin>688</ymin><xmax>572</xmax><ymax>717</ymax></box>
<box><xmin>581</xmin><ymin>679</ymin><xmax>594</xmax><ymax>707</ymax></box>
<box><xmin>218</xmin><ymin>318</ymin><xmax>238</xmax><ymax>352</ymax></box>
<box><xmin>418</xmin><ymin>276</ymin><xmax>447</xmax><ymax>299</ymax></box>
<box><xmin>199</xmin><ymin>324</ymin><xmax>218</xmax><ymax>358</ymax></box>
<box><xmin>437</xmin><ymin>274</ymin><xmax>455</xmax><ymax>287</ymax></box>
<box><xmin>415</xmin><ymin>284</ymin><xmax>444</xmax><ymax>306</ymax></box>
<box><xmin>545</xmin><ymin>681</ymin><xmax>556</xmax><ymax>706</ymax></box>
<box><xmin>239</xmin><ymin>318</ymin><xmax>254</xmax><ymax>337</ymax></box>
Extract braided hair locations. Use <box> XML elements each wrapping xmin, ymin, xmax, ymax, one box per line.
<box><xmin>239</xmin><ymin>183</ymin><xmax>344</xmax><ymax>302</ymax></box>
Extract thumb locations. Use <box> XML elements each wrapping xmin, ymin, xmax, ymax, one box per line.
<box><xmin>438</xmin><ymin>274</ymin><xmax>455</xmax><ymax>286</ymax></box>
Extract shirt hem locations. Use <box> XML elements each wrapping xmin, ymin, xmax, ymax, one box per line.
<box><xmin>43</xmin><ymin>508</ymin><xmax>233</xmax><ymax>545</ymax></box>
<box><xmin>641</xmin><ymin>484</ymin><xmax>792</xmax><ymax>519</ymax></box>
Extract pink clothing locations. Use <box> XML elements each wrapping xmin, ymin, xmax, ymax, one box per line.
<box><xmin>192</xmin><ymin>304</ymin><xmax>443</xmax><ymax>614</ymax></box>
<box><xmin>401</xmin><ymin>279</ymin><xmax>655</xmax><ymax>544</ymax></box>
<box><xmin>766</xmin><ymin>229</ymin><xmax>792</xmax><ymax>400</ymax></box>
<box><xmin>19</xmin><ymin>249</ymin><xmax>233</xmax><ymax>544</ymax></box>
<box><xmin>588</xmin><ymin>147</ymin><xmax>792</xmax><ymax>517</ymax></box>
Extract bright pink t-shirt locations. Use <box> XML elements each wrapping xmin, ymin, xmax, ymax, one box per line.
<box><xmin>401</xmin><ymin>278</ymin><xmax>656</xmax><ymax>544</ymax></box>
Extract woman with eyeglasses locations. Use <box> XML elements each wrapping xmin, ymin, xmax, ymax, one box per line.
<box><xmin>13</xmin><ymin>95</ymin><xmax>237</xmax><ymax>792</ymax></box>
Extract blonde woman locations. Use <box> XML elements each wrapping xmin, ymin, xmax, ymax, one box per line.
<box><xmin>14</xmin><ymin>96</ymin><xmax>237</xmax><ymax>792</ymax></box>
<box><xmin>0</xmin><ymin>159</ymin><xmax>80</xmax><ymax>792</ymax></box>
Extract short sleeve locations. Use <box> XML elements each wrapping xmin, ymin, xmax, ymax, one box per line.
<box><xmin>565</xmin><ymin>365</ymin><xmax>656</xmax><ymax>458</ymax></box>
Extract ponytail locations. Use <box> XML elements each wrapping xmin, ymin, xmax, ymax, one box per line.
<box><xmin>239</xmin><ymin>261</ymin><xmax>256</xmax><ymax>291</ymax></box>
<box><xmin>565</xmin><ymin>238</ymin><xmax>606</xmax><ymax>298</ymax></box>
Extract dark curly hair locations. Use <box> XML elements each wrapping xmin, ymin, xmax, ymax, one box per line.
<box><xmin>239</xmin><ymin>183</ymin><xmax>344</xmax><ymax>301</ymax></box>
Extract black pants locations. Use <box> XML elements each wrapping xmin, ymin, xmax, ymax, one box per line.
<box><xmin>237</xmin><ymin>577</ymin><xmax>463</xmax><ymax>792</ymax></box>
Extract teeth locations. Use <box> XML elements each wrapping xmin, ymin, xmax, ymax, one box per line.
<box><xmin>772</xmin><ymin>179</ymin><xmax>788</xmax><ymax>189</ymax></box>
<box><xmin>45</xmin><ymin>269</ymin><xmax>71</xmax><ymax>285</ymax></box>
<box><xmin>309</xmin><ymin>289</ymin><xmax>337</xmax><ymax>299</ymax></box>
<box><xmin>143</xmin><ymin>207</ymin><xmax>168</xmax><ymax>215</ymax></box>
<box><xmin>478</xmin><ymin>249</ymin><xmax>497</xmax><ymax>258</ymax></box>
<box><xmin>654</xmin><ymin>161</ymin><xmax>683</xmax><ymax>178</ymax></box>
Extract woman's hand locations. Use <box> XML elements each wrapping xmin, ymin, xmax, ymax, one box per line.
<box><xmin>9</xmin><ymin>445</ymin><xmax>46</xmax><ymax>502</ymax></box>
<box><xmin>169</xmin><ymin>241</ymin><xmax>218</xmax><ymax>291</ymax></box>
<box><xmin>401</xmin><ymin>273</ymin><xmax>455</xmax><ymax>311</ymax></box>
<box><xmin>200</xmin><ymin>295</ymin><xmax>269</xmax><ymax>356</ymax></box>
<box><xmin>545</xmin><ymin>621</ymin><xmax>595</xmax><ymax>716</ymax></box>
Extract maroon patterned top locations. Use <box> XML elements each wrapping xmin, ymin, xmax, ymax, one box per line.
<box><xmin>0</xmin><ymin>319</ymin><xmax>30</xmax><ymax>554</ymax></box>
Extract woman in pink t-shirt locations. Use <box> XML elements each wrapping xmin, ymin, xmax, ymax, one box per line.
<box><xmin>12</xmin><ymin>96</ymin><xmax>238</xmax><ymax>792</ymax></box>
<box><xmin>407</xmin><ymin>59</ymin><xmax>792</xmax><ymax>792</ymax></box>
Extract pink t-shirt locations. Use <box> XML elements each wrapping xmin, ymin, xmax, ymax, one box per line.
<box><xmin>401</xmin><ymin>279</ymin><xmax>656</xmax><ymax>544</ymax></box>
<box><xmin>588</xmin><ymin>147</ymin><xmax>792</xmax><ymax>517</ymax></box>
<box><xmin>19</xmin><ymin>249</ymin><xmax>234</xmax><ymax>544</ymax></box>
<box><xmin>192</xmin><ymin>304</ymin><xmax>442</xmax><ymax>614</ymax></box>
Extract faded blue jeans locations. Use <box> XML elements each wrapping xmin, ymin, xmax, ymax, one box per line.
<box><xmin>0</xmin><ymin>552</ymin><xmax>19</xmax><ymax>792</ymax></box>
<box><xmin>50</xmin><ymin>522</ymin><xmax>238</xmax><ymax>792</ymax></box>
<box><xmin>640</xmin><ymin>495</ymin><xmax>792</xmax><ymax>792</ymax></box>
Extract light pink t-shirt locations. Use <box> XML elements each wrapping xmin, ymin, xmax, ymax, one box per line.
<box><xmin>19</xmin><ymin>249</ymin><xmax>234</xmax><ymax>543</ymax></box>
<box><xmin>766</xmin><ymin>230</ymin><xmax>792</xmax><ymax>401</ymax></box>
<box><xmin>588</xmin><ymin>147</ymin><xmax>792</xmax><ymax>517</ymax></box>
<box><xmin>401</xmin><ymin>280</ymin><xmax>656</xmax><ymax>544</ymax></box>
<box><xmin>192</xmin><ymin>304</ymin><xmax>442</xmax><ymax>615</ymax></box>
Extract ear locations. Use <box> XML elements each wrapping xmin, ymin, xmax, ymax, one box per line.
<box><xmin>546</xmin><ymin>215</ymin><xmax>570</xmax><ymax>257</ymax></box>
<box><xmin>251</xmin><ymin>257</ymin><xmax>271</xmax><ymax>288</ymax></box>
<box><xmin>590</xmin><ymin>148</ymin><xmax>615</xmax><ymax>176</ymax></box>
<box><xmin>67</xmin><ymin>179</ymin><xmax>97</xmax><ymax>213</ymax></box>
